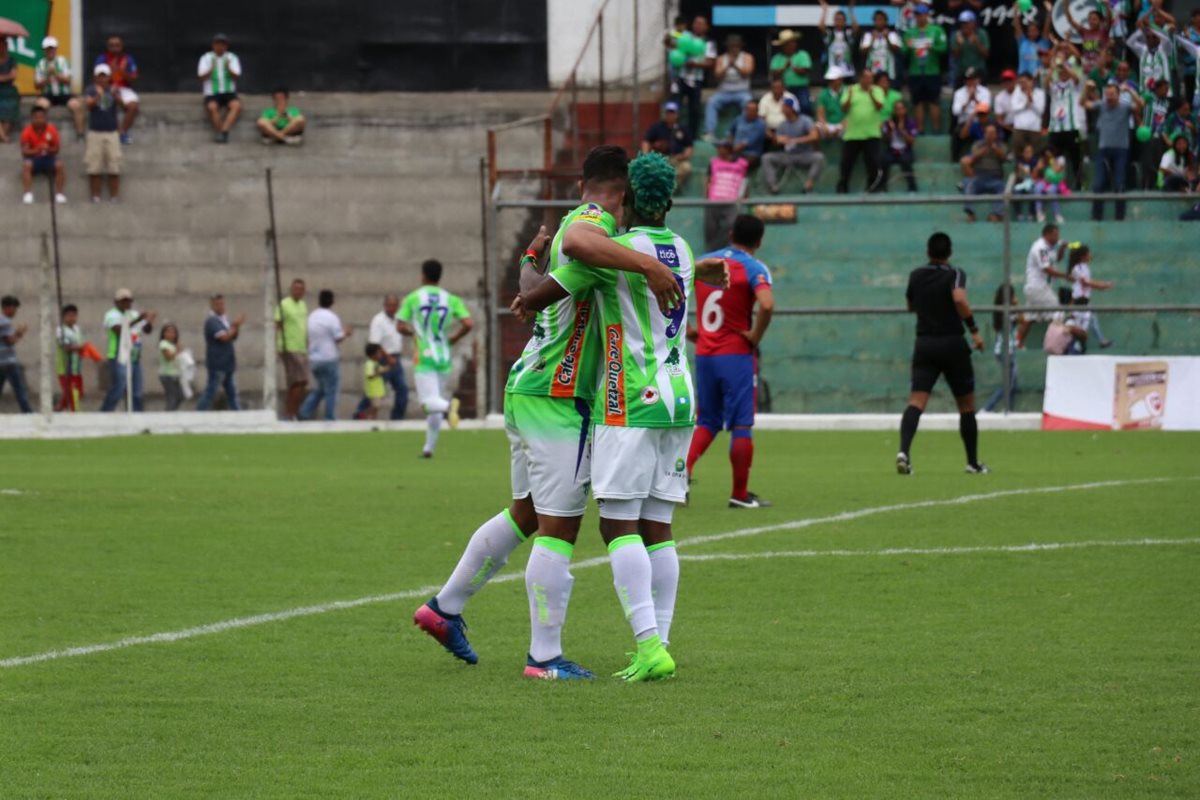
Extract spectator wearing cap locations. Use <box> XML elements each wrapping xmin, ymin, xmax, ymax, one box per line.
<box><xmin>861</xmin><ymin>10</ymin><xmax>904</xmax><ymax>82</ymax></box>
<box><xmin>951</xmin><ymin>67</ymin><xmax>992</xmax><ymax>161</ymax></box>
<box><xmin>815</xmin><ymin>66</ymin><xmax>849</xmax><ymax>139</ymax></box>
<box><xmin>818</xmin><ymin>0</ymin><xmax>860</xmax><ymax>78</ymax></box>
<box><xmin>993</xmin><ymin>69</ymin><xmax>1018</xmax><ymax>138</ymax></box>
<box><xmin>257</xmin><ymin>87</ymin><xmax>306</xmax><ymax>145</ymax></box>
<box><xmin>20</xmin><ymin>105</ymin><xmax>67</xmax><ymax>205</ymax></box>
<box><xmin>951</xmin><ymin>10</ymin><xmax>990</xmax><ymax>85</ymax></box>
<box><xmin>704</xmin><ymin>34</ymin><xmax>755</xmax><ymax>139</ymax></box>
<box><xmin>196</xmin><ymin>294</ymin><xmax>244</xmax><ymax>411</ymax></box>
<box><xmin>962</xmin><ymin>123</ymin><xmax>1009</xmax><ymax>222</ymax></box>
<box><xmin>642</xmin><ymin>101</ymin><xmax>694</xmax><ymax>192</ymax></box>
<box><xmin>0</xmin><ymin>39</ymin><xmax>18</xmax><ymax>144</ymax></box>
<box><xmin>199</xmin><ymin>33</ymin><xmax>243</xmax><ymax>144</ymax></box>
<box><xmin>1010</xmin><ymin>72</ymin><xmax>1047</xmax><ymax>157</ymax></box>
<box><xmin>704</xmin><ymin>138</ymin><xmax>750</xmax><ymax>250</ymax></box>
<box><xmin>100</xmin><ymin>288</ymin><xmax>156</xmax><ymax>412</ymax></box>
<box><xmin>95</xmin><ymin>35</ymin><xmax>140</xmax><ymax>145</ymax></box>
<box><xmin>1086</xmin><ymin>82</ymin><xmax>1143</xmax><ymax>220</ymax></box>
<box><xmin>958</xmin><ymin>101</ymin><xmax>994</xmax><ymax>152</ymax></box>
<box><xmin>85</xmin><ymin>63</ymin><xmax>123</xmax><ymax>203</ymax></box>
<box><xmin>837</xmin><ymin>67</ymin><xmax>885</xmax><ymax>193</ymax></box>
<box><xmin>728</xmin><ymin>99</ymin><xmax>768</xmax><ymax>168</ymax></box>
<box><xmin>762</xmin><ymin>97</ymin><xmax>824</xmax><ymax>193</ymax></box>
<box><xmin>34</xmin><ymin>37</ymin><xmax>85</xmax><ymax>141</ymax></box>
<box><xmin>1014</xmin><ymin>4</ymin><xmax>1053</xmax><ymax>80</ymax></box>
<box><xmin>902</xmin><ymin>4</ymin><xmax>949</xmax><ymax>133</ymax></box>
<box><xmin>770</xmin><ymin>29</ymin><xmax>814</xmax><ymax>116</ymax></box>
<box><xmin>0</xmin><ymin>295</ymin><xmax>32</xmax><ymax>414</ymax></box>
<box><xmin>758</xmin><ymin>77</ymin><xmax>800</xmax><ymax>132</ymax></box>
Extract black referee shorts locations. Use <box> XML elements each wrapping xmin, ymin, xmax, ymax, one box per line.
<box><xmin>911</xmin><ymin>335</ymin><xmax>975</xmax><ymax>397</ymax></box>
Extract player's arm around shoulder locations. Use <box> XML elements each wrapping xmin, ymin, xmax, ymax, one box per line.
<box><xmin>562</xmin><ymin>220</ymin><xmax>681</xmax><ymax>313</ymax></box>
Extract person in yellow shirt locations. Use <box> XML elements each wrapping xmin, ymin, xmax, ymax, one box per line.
<box><xmin>358</xmin><ymin>343</ymin><xmax>387</xmax><ymax>420</ymax></box>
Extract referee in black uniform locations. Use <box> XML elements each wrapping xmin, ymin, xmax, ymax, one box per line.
<box><xmin>896</xmin><ymin>232</ymin><xmax>990</xmax><ymax>475</ymax></box>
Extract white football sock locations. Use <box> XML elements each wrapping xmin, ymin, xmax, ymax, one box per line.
<box><xmin>607</xmin><ymin>534</ymin><xmax>658</xmax><ymax>642</ymax></box>
<box><xmin>525</xmin><ymin>537</ymin><xmax>575</xmax><ymax>663</ymax></box>
<box><xmin>424</xmin><ymin>412</ymin><xmax>442</xmax><ymax>454</ymax></box>
<box><xmin>648</xmin><ymin>541</ymin><xmax>679</xmax><ymax>646</ymax></box>
<box><xmin>434</xmin><ymin>510</ymin><xmax>526</xmax><ymax>615</ymax></box>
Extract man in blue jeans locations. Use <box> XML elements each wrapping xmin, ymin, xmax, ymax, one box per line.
<box><xmin>299</xmin><ymin>289</ymin><xmax>351</xmax><ymax>421</ymax></box>
<box><xmin>197</xmin><ymin>293</ymin><xmax>244</xmax><ymax>410</ymax></box>
<box><xmin>1088</xmin><ymin>83</ymin><xmax>1143</xmax><ymax>221</ymax></box>
<box><xmin>961</xmin><ymin>124</ymin><xmax>1008</xmax><ymax>222</ymax></box>
<box><xmin>0</xmin><ymin>295</ymin><xmax>33</xmax><ymax>413</ymax></box>
<box><xmin>359</xmin><ymin>293</ymin><xmax>408</xmax><ymax>420</ymax></box>
<box><xmin>100</xmin><ymin>288</ymin><xmax>154</xmax><ymax>412</ymax></box>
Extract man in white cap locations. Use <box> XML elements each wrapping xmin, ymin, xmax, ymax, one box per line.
<box><xmin>100</xmin><ymin>288</ymin><xmax>156</xmax><ymax>412</ymax></box>
<box><xmin>35</xmin><ymin>36</ymin><xmax>85</xmax><ymax>140</ymax></box>
<box><xmin>85</xmin><ymin>63</ymin><xmax>124</xmax><ymax>203</ymax></box>
<box><xmin>95</xmin><ymin>35</ymin><xmax>140</xmax><ymax>145</ymax></box>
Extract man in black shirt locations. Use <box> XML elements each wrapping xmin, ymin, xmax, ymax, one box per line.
<box><xmin>897</xmin><ymin>232</ymin><xmax>989</xmax><ymax>475</ymax></box>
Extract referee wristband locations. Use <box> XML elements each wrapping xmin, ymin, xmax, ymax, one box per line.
<box><xmin>964</xmin><ymin>315</ymin><xmax>978</xmax><ymax>333</ymax></box>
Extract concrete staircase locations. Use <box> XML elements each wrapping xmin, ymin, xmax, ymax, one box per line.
<box><xmin>0</xmin><ymin>91</ymin><xmax>550</xmax><ymax>416</ymax></box>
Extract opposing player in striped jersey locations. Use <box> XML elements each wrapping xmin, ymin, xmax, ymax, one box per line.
<box><xmin>519</xmin><ymin>152</ymin><xmax>728</xmax><ymax>682</ymax></box>
<box><xmin>686</xmin><ymin>214</ymin><xmax>775</xmax><ymax>508</ymax></box>
<box><xmin>397</xmin><ymin>259</ymin><xmax>473</xmax><ymax>458</ymax></box>
<box><xmin>413</xmin><ymin>146</ymin><xmax>683</xmax><ymax>677</ymax></box>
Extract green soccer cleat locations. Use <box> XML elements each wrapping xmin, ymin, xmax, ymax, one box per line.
<box><xmin>620</xmin><ymin>644</ymin><xmax>676</xmax><ymax>683</ymax></box>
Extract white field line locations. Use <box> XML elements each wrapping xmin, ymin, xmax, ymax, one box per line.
<box><xmin>678</xmin><ymin>538</ymin><xmax>1200</xmax><ymax>562</ymax></box>
<box><xmin>1</xmin><ymin>475</ymin><xmax>1195</xmax><ymax>670</ymax></box>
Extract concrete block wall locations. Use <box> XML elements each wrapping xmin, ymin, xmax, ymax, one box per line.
<box><xmin>0</xmin><ymin>92</ymin><xmax>549</xmax><ymax>416</ymax></box>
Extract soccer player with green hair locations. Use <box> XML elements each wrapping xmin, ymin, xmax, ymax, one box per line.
<box><xmin>517</xmin><ymin>152</ymin><xmax>727</xmax><ymax>681</ymax></box>
<box><xmin>413</xmin><ymin>146</ymin><xmax>684</xmax><ymax>679</ymax></box>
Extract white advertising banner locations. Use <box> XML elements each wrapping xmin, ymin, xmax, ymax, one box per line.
<box><xmin>1042</xmin><ymin>356</ymin><xmax>1200</xmax><ymax>431</ymax></box>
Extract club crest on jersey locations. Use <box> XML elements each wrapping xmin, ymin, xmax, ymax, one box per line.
<box><xmin>604</xmin><ymin>324</ymin><xmax>626</xmax><ymax>424</ymax></box>
<box><xmin>551</xmin><ymin>302</ymin><xmax>590</xmax><ymax>396</ymax></box>
<box><xmin>578</xmin><ymin>203</ymin><xmax>605</xmax><ymax>223</ymax></box>
<box><xmin>641</xmin><ymin>387</ymin><xmax>660</xmax><ymax>405</ymax></box>
<box><xmin>664</xmin><ymin>345</ymin><xmax>685</xmax><ymax>377</ymax></box>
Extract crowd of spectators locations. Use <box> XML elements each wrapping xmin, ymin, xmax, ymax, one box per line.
<box><xmin>653</xmin><ymin>3</ymin><xmax>1200</xmax><ymax>204</ymax></box>
<box><xmin>7</xmin><ymin>33</ymin><xmax>308</xmax><ymax>204</ymax></box>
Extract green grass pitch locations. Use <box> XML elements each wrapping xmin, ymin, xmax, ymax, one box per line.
<box><xmin>2</xmin><ymin>429</ymin><xmax>1197</xmax><ymax>798</ymax></box>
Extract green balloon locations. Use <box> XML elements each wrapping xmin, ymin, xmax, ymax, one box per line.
<box><xmin>1017</xmin><ymin>0</ymin><xmax>1033</xmax><ymax>12</ymax></box>
<box><xmin>669</xmin><ymin>48</ymin><xmax>688</xmax><ymax>68</ymax></box>
<box><xmin>1136</xmin><ymin>125</ymin><xmax>1152</xmax><ymax>143</ymax></box>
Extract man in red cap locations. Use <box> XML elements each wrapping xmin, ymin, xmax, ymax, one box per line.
<box><xmin>993</xmin><ymin>69</ymin><xmax>1018</xmax><ymax>138</ymax></box>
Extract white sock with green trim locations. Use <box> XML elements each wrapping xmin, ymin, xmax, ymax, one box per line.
<box><xmin>424</xmin><ymin>413</ymin><xmax>442</xmax><ymax>455</ymax></box>
<box><xmin>525</xmin><ymin>536</ymin><xmax>575</xmax><ymax>663</ymax></box>
<box><xmin>607</xmin><ymin>535</ymin><xmax>658</xmax><ymax>642</ymax></box>
<box><xmin>647</xmin><ymin>541</ymin><xmax>679</xmax><ymax>647</ymax></box>
<box><xmin>434</xmin><ymin>510</ymin><xmax>527</xmax><ymax>615</ymax></box>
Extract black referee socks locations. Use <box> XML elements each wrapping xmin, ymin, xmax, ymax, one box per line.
<box><xmin>899</xmin><ymin>405</ymin><xmax>922</xmax><ymax>456</ymax></box>
<box><xmin>960</xmin><ymin>412</ymin><xmax>979</xmax><ymax>466</ymax></box>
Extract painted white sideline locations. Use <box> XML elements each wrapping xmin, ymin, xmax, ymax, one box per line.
<box><xmin>678</xmin><ymin>538</ymin><xmax>1200</xmax><ymax>562</ymax></box>
<box><xmin>1</xmin><ymin>475</ymin><xmax>1194</xmax><ymax>669</ymax></box>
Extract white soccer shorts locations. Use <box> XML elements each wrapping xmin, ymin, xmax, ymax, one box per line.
<box><xmin>1024</xmin><ymin>283</ymin><xmax>1060</xmax><ymax>322</ymax></box>
<box><xmin>504</xmin><ymin>394</ymin><xmax>592</xmax><ymax>517</ymax></box>
<box><xmin>415</xmin><ymin>371</ymin><xmax>450</xmax><ymax>414</ymax></box>
<box><xmin>591</xmin><ymin>424</ymin><xmax>691</xmax><ymax>505</ymax></box>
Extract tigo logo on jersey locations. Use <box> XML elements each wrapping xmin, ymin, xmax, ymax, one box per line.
<box><xmin>551</xmin><ymin>301</ymin><xmax>590</xmax><ymax>397</ymax></box>
<box><xmin>654</xmin><ymin>244</ymin><xmax>679</xmax><ymax>266</ymax></box>
<box><xmin>604</xmin><ymin>324</ymin><xmax>626</xmax><ymax>425</ymax></box>
<box><xmin>642</xmin><ymin>387</ymin><xmax>660</xmax><ymax>405</ymax></box>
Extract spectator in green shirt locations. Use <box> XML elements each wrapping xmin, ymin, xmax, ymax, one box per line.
<box><xmin>274</xmin><ymin>278</ymin><xmax>309</xmax><ymax>419</ymax></box>
<box><xmin>952</xmin><ymin>11</ymin><xmax>991</xmax><ymax>85</ymax></box>
<box><xmin>837</xmin><ymin>68</ymin><xmax>886</xmax><ymax>193</ymax></box>
<box><xmin>903</xmin><ymin>4</ymin><xmax>949</xmax><ymax>133</ymax></box>
<box><xmin>816</xmin><ymin>66</ymin><xmax>849</xmax><ymax>138</ymax></box>
<box><xmin>257</xmin><ymin>87</ymin><xmax>306</xmax><ymax>145</ymax></box>
<box><xmin>770</xmin><ymin>29</ymin><xmax>814</xmax><ymax>115</ymax></box>
<box><xmin>876</xmin><ymin>71</ymin><xmax>903</xmax><ymax>121</ymax></box>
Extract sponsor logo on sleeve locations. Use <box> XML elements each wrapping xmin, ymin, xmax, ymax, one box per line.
<box><xmin>604</xmin><ymin>323</ymin><xmax>626</xmax><ymax>425</ymax></box>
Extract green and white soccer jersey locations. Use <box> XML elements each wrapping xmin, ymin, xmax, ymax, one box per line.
<box><xmin>35</xmin><ymin>56</ymin><xmax>72</xmax><ymax>97</ymax></box>
<box><xmin>197</xmin><ymin>51</ymin><xmax>241</xmax><ymax>95</ymax></box>
<box><xmin>551</xmin><ymin>225</ymin><xmax>696</xmax><ymax>429</ymax></box>
<box><xmin>505</xmin><ymin>202</ymin><xmax>615</xmax><ymax>401</ymax></box>
<box><xmin>398</xmin><ymin>287</ymin><xmax>469</xmax><ymax>374</ymax></box>
<box><xmin>1048</xmin><ymin>78</ymin><xmax>1082</xmax><ymax>132</ymax></box>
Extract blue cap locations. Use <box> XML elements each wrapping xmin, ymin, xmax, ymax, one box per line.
<box><xmin>663</xmin><ymin>101</ymin><xmax>680</xmax><ymax>112</ymax></box>
<box><xmin>782</xmin><ymin>97</ymin><xmax>798</xmax><ymax>111</ymax></box>
<box><xmin>915</xmin><ymin>3</ymin><xmax>931</xmax><ymax>13</ymax></box>
<box><xmin>958</xmin><ymin>9</ymin><xmax>977</xmax><ymax>22</ymax></box>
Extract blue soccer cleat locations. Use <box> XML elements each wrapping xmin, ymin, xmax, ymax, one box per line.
<box><xmin>523</xmin><ymin>654</ymin><xmax>595</xmax><ymax>680</ymax></box>
<box><xmin>413</xmin><ymin>598</ymin><xmax>478</xmax><ymax>665</ymax></box>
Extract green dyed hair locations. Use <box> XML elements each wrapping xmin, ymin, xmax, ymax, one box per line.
<box><xmin>627</xmin><ymin>152</ymin><xmax>676</xmax><ymax>220</ymax></box>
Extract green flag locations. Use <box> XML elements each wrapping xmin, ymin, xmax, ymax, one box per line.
<box><xmin>1</xmin><ymin>0</ymin><xmax>52</xmax><ymax>68</ymax></box>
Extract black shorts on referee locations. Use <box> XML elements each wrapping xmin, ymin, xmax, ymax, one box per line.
<box><xmin>911</xmin><ymin>334</ymin><xmax>975</xmax><ymax>397</ymax></box>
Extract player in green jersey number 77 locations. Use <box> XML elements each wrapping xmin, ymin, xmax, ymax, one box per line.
<box><xmin>518</xmin><ymin>152</ymin><xmax>728</xmax><ymax>681</ymax></box>
<box><xmin>413</xmin><ymin>146</ymin><xmax>688</xmax><ymax>678</ymax></box>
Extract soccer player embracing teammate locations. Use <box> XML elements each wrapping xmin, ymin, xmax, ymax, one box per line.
<box><xmin>686</xmin><ymin>214</ymin><xmax>776</xmax><ymax>508</ymax></box>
